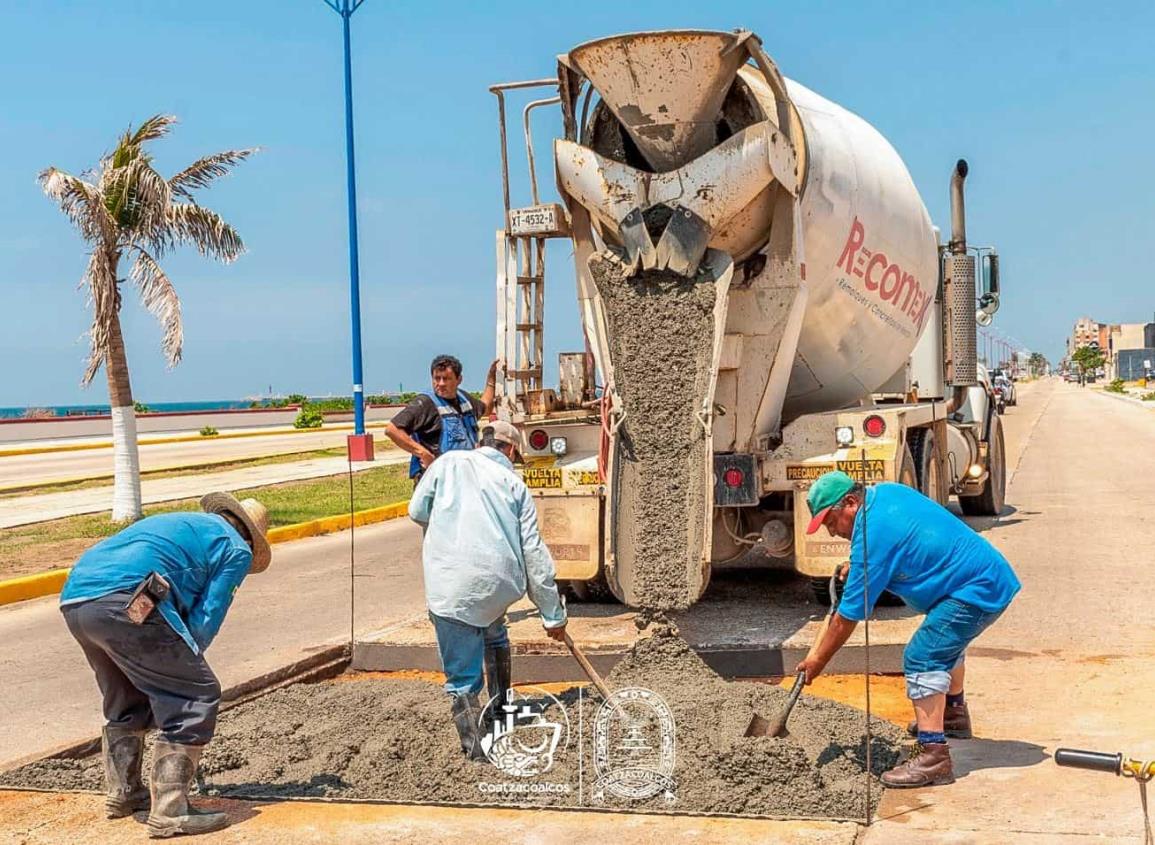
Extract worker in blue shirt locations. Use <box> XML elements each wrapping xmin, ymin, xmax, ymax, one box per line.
<box><xmin>796</xmin><ymin>471</ymin><xmax>1020</xmax><ymax>789</ymax></box>
<box><xmin>59</xmin><ymin>492</ymin><xmax>271</xmax><ymax>838</ymax></box>
<box><xmin>409</xmin><ymin>420</ymin><xmax>567</xmax><ymax>761</ymax></box>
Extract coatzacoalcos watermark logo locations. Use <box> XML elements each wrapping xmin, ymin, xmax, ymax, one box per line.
<box><xmin>592</xmin><ymin>687</ymin><xmax>677</xmax><ymax>803</ymax></box>
<box><xmin>480</xmin><ymin>686</ymin><xmax>570</xmax><ymax>779</ymax></box>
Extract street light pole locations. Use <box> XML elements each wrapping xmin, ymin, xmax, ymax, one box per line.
<box><xmin>322</xmin><ymin>0</ymin><xmax>373</xmax><ymax>460</ymax></box>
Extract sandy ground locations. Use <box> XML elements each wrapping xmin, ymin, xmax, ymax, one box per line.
<box><xmin>1</xmin><ymin>631</ymin><xmax>902</xmax><ymax>819</ymax></box>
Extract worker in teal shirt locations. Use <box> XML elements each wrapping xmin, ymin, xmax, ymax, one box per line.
<box><xmin>59</xmin><ymin>493</ymin><xmax>272</xmax><ymax>839</ymax></box>
<box><xmin>796</xmin><ymin>472</ymin><xmax>1020</xmax><ymax>789</ymax></box>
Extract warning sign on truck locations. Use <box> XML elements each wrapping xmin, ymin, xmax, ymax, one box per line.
<box><xmin>786</xmin><ymin>464</ymin><xmax>835</xmax><ymax>481</ymax></box>
<box><xmin>836</xmin><ymin>459</ymin><xmax>886</xmax><ymax>483</ymax></box>
<box><xmin>524</xmin><ymin>468</ymin><xmax>563</xmax><ymax>489</ymax></box>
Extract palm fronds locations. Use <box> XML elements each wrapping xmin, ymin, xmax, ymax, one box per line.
<box><xmin>170</xmin><ymin>148</ymin><xmax>257</xmax><ymax>199</ymax></box>
<box><xmin>40</xmin><ymin>113</ymin><xmax>253</xmax><ymax>381</ymax></box>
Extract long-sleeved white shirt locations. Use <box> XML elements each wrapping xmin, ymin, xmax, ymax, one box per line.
<box><xmin>408</xmin><ymin>446</ymin><xmax>567</xmax><ymax>629</ymax></box>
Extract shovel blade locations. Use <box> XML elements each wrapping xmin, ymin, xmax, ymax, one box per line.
<box><xmin>744</xmin><ymin>713</ymin><xmax>773</xmax><ymax>737</ymax></box>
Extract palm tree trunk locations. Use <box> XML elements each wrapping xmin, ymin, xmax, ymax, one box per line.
<box><xmin>105</xmin><ymin>312</ymin><xmax>142</xmax><ymax>522</ymax></box>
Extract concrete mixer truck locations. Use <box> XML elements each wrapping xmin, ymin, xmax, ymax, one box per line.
<box><xmin>488</xmin><ymin>30</ymin><xmax>1006</xmax><ymax>609</ymax></box>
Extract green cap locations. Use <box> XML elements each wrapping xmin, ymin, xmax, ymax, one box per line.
<box><xmin>805</xmin><ymin>470</ymin><xmax>856</xmax><ymax>535</ymax></box>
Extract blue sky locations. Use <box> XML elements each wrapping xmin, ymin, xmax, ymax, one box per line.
<box><xmin>2</xmin><ymin>1</ymin><xmax>1152</xmax><ymax>406</ymax></box>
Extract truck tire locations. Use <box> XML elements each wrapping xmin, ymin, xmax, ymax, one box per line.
<box><xmin>811</xmin><ymin>576</ymin><xmax>904</xmax><ymax>607</ymax></box>
<box><xmin>907</xmin><ymin>428</ymin><xmax>947</xmax><ymax>504</ymax></box>
<box><xmin>561</xmin><ymin>573</ymin><xmax>615</xmax><ymax>603</ymax></box>
<box><xmin>959</xmin><ymin>413</ymin><xmax>1006</xmax><ymax>516</ymax></box>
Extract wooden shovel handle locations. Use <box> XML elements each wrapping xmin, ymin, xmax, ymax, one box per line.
<box><xmin>563</xmin><ymin>632</ymin><xmax>615</xmax><ymax>702</ymax></box>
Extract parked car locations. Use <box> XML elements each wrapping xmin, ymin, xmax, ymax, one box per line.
<box><xmin>994</xmin><ymin>374</ymin><xmax>1016</xmax><ymax>406</ymax></box>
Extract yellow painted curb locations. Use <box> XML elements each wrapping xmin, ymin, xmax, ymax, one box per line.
<box><xmin>0</xmin><ymin>421</ymin><xmax>391</xmax><ymax>458</ymax></box>
<box><xmin>0</xmin><ymin>500</ymin><xmax>411</xmax><ymax>607</ymax></box>
<box><xmin>0</xmin><ymin>568</ymin><xmax>71</xmax><ymax>605</ymax></box>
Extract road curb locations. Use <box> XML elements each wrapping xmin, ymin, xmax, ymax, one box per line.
<box><xmin>0</xmin><ymin>422</ymin><xmax>391</xmax><ymax>458</ymax></box>
<box><xmin>0</xmin><ymin>500</ymin><xmax>412</xmax><ymax>607</ymax></box>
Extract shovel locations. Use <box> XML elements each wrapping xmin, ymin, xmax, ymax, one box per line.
<box><xmin>563</xmin><ymin>631</ymin><xmax>629</xmax><ymax>720</ymax></box>
<box><xmin>745</xmin><ymin>575</ymin><xmax>840</xmax><ymax>737</ymax></box>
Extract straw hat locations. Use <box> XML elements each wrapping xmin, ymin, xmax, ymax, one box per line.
<box><xmin>200</xmin><ymin>492</ymin><xmax>272</xmax><ymax>573</ymax></box>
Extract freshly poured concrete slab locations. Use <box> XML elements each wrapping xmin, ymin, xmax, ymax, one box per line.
<box><xmin>354</xmin><ymin>571</ymin><xmax>919</xmax><ymax>679</ymax></box>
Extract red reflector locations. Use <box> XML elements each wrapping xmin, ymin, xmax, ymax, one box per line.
<box><xmin>863</xmin><ymin>415</ymin><xmax>886</xmax><ymax>438</ymax></box>
<box><xmin>723</xmin><ymin>468</ymin><xmax>745</xmax><ymax>488</ymax></box>
<box><xmin>528</xmin><ymin>429</ymin><xmax>549</xmax><ymax>451</ymax></box>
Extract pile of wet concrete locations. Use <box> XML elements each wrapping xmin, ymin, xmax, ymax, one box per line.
<box><xmin>0</xmin><ymin>629</ymin><xmax>901</xmax><ymax>819</ymax></box>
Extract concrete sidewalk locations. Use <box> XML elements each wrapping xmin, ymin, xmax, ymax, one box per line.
<box><xmin>1</xmin><ymin>452</ymin><xmax>409</xmax><ymax>528</ymax></box>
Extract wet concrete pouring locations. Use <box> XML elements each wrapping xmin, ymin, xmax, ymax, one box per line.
<box><xmin>1</xmin><ymin>627</ymin><xmax>901</xmax><ymax>820</ymax></box>
<box><xmin>591</xmin><ymin>256</ymin><xmax>718</xmax><ymax>608</ymax></box>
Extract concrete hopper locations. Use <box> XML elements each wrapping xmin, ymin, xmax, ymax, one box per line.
<box><xmin>567</xmin><ymin>30</ymin><xmax>746</xmax><ymax>172</ymax></box>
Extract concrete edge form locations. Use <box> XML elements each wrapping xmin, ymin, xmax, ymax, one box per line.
<box><xmin>0</xmin><ymin>644</ymin><xmax>351</xmax><ymax>774</ymax></box>
<box><xmin>351</xmin><ymin>639</ymin><xmax>904</xmax><ymax>680</ymax></box>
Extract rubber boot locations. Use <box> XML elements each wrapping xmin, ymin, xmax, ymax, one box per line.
<box><xmin>451</xmin><ymin>693</ymin><xmax>486</xmax><ymax>761</ymax></box>
<box><xmin>146</xmin><ymin>740</ymin><xmax>229</xmax><ymax>838</ymax></box>
<box><xmin>484</xmin><ymin>646</ymin><xmax>512</xmax><ymax>725</ymax></box>
<box><xmin>880</xmin><ymin>742</ymin><xmax>955</xmax><ymax>788</ymax></box>
<box><xmin>102</xmin><ymin>726</ymin><xmax>150</xmax><ymax>818</ymax></box>
<box><xmin>906</xmin><ymin>701</ymin><xmax>973</xmax><ymax>739</ymax></box>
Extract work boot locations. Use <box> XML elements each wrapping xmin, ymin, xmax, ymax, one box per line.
<box><xmin>451</xmin><ymin>693</ymin><xmax>487</xmax><ymax>761</ymax></box>
<box><xmin>906</xmin><ymin>701</ymin><xmax>973</xmax><ymax>739</ymax></box>
<box><xmin>102</xmin><ymin>726</ymin><xmax>150</xmax><ymax>818</ymax></box>
<box><xmin>881</xmin><ymin>742</ymin><xmax>955</xmax><ymax>788</ymax></box>
<box><xmin>484</xmin><ymin>646</ymin><xmax>512</xmax><ymax>726</ymax></box>
<box><xmin>146</xmin><ymin>740</ymin><xmax>229</xmax><ymax>838</ymax></box>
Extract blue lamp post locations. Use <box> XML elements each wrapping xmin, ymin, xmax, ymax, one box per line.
<box><xmin>322</xmin><ymin>0</ymin><xmax>373</xmax><ymax>461</ymax></box>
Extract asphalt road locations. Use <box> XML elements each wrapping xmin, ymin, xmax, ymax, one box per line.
<box><xmin>0</xmin><ymin>426</ymin><xmax>397</xmax><ymax>489</ymax></box>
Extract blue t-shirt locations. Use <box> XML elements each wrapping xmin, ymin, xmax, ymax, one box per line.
<box><xmin>60</xmin><ymin>512</ymin><xmax>252</xmax><ymax>654</ymax></box>
<box><xmin>838</xmin><ymin>483</ymin><xmax>1020</xmax><ymax>621</ymax></box>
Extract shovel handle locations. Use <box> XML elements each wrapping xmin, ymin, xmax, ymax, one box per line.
<box><xmin>563</xmin><ymin>632</ymin><xmax>615</xmax><ymax>703</ymax></box>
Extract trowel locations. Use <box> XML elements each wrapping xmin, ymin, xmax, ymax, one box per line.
<box><xmin>745</xmin><ymin>576</ymin><xmax>838</xmax><ymax>737</ymax></box>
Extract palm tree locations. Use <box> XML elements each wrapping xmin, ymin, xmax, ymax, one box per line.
<box><xmin>40</xmin><ymin>115</ymin><xmax>254</xmax><ymax>522</ymax></box>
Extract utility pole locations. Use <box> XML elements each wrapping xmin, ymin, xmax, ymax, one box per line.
<box><xmin>322</xmin><ymin>0</ymin><xmax>374</xmax><ymax>461</ymax></box>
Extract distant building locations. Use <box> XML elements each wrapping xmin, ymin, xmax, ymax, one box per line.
<box><xmin>1069</xmin><ymin>316</ymin><xmax>1102</xmax><ymax>353</ymax></box>
<box><xmin>1108</xmin><ymin>323</ymin><xmax>1153</xmax><ymax>380</ymax></box>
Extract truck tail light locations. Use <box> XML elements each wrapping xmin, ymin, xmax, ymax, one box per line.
<box><xmin>723</xmin><ymin>468</ymin><xmax>745</xmax><ymax>488</ymax></box>
<box><xmin>528</xmin><ymin>429</ymin><xmax>549</xmax><ymax>451</ymax></box>
<box><xmin>863</xmin><ymin>415</ymin><xmax>886</xmax><ymax>438</ymax></box>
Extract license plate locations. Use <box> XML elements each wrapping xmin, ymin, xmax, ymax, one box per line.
<box><xmin>509</xmin><ymin>204</ymin><xmax>564</xmax><ymax>236</ymax></box>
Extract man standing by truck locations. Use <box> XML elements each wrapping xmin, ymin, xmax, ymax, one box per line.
<box><xmin>796</xmin><ymin>471</ymin><xmax>1020</xmax><ymax>788</ymax></box>
<box><xmin>59</xmin><ymin>492</ymin><xmax>272</xmax><ymax>837</ymax></box>
<box><xmin>408</xmin><ymin>420</ymin><xmax>568</xmax><ymax>761</ymax></box>
<box><xmin>384</xmin><ymin>354</ymin><xmax>500</xmax><ymax>482</ymax></box>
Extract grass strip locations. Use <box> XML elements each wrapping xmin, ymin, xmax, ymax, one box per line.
<box><xmin>0</xmin><ymin>463</ymin><xmax>411</xmax><ymax>580</ymax></box>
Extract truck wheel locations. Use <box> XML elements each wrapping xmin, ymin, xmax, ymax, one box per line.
<box><xmin>561</xmin><ymin>573</ymin><xmax>615</xmax><ymax>603</ymax></box>
<box><xmin>907</xmin><ymin>428</ymin><xmax>946</xmax><ymax>504</ymax></box>
<box><xmin>811</xmin><ymin>576</ymin><xmax>843</xmax><ymax>606</ymax></box>
<box><xmin>810</xmin><ymin>576</ymin><xmax>903</xmax><ymax>607</ymax></box>
<box><xmin>959</xmin><ymin>413</ymin><xmax>1006</xmax><ymax>516</ymax></box>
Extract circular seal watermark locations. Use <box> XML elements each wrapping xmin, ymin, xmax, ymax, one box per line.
<box><xmin>592</xmin><ymin>687</ymin><xmax>677</xmax><ymax>803</ymax></box>
<box><xmin>479</xmin><ymin>686</ymin><xmax>570</xmax><ymax>778</ymax></box>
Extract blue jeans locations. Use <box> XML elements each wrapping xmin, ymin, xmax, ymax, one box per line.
<box><xmin>429</xmin><ymin>612</ymin><xmax>510</xmax><ymax>697</ymax></box>
<box><xmin>904</xmin><ymin>597</ymin><xmax>1005</xmax><ymax>700</ymax></box>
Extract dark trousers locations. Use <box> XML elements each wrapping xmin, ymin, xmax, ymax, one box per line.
<box><xmin>61</xmin><ymin>592</ymin><xmax>221</xmax><ymax>745</ymax></box>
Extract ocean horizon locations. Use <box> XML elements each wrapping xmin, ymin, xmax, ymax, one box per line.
<box><xmin>0</xmin><ymin>399</ymin><xmax>262</xmax><ymax>420</ymax></box>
